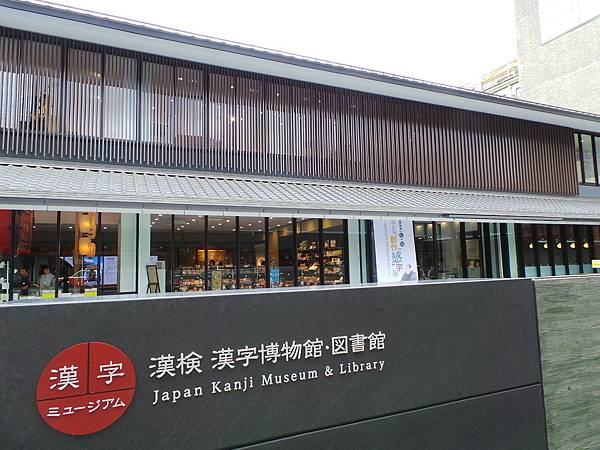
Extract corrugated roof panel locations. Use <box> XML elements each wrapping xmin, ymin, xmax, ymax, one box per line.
<box><xmin>2</xmin><ymin>161</ymin><xmax>600</xmax><ymax>222</ymax></box>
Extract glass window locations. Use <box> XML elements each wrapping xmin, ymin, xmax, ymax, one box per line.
<box><xmin>0</xmin><ymin>210</ymin><xmax>10</xmax><ymax>301</ymax></box>
<box><xmin>593</xmin><ymin>226</ymin><xmax>600</xmax><ymax>274</ymax></box>
<box><xmin>323</xmin><ymin>219</ymin><xmax>346</xmax><ymax>285</ymax></box>
<box><xmin>464</xmin><ymin>222</ymin><xmax>482</xmax><ymax>278</ymax></box>
<box><xmin>173</xmin><ymin>215</ymin><xmax>205</xmax><ymax>292</ymax></box>
<box><xmin>582</xmin><ymin>134</ymin><xmax>595</xmax><ymax>184</ymax></box>
<box><xmin>66</xmin><ymin>49</ymin><xmax>102</xmax><ymax>138</ymax></box>
<box><xmin>414</xmin><ymin>222</ymin><xmax>435</xmax><ymax>279</ymax></box>
<box><xmin>575</xmin><ymin>134</ymin><xmax>583</xmax><ymax>184</ymax></box>
<box><xmin>150</xmin><ymin>214</ymin><xmax>172</xmax><ymax>293</ymax></box>
<box><xmin>174</xmin><ymin>66</ymin><xmax>204</xmax><ymax>155</ymax></box>
<box><xmin>12</xmin><ymin>211</ymin><xmax>57</xmax><ymax>299</ymax></box>
<box><xmin>239</xmin><ymin>217</ymin><xmax>266</xmax><ymax>289</ymax></box>
<box><xmin>2</xmin><ymin>40</ymin><xmax>61</xmax><ymax>134</ymax></box>
<box><xmin>58</xmin><ymin>212</ymin><xmax>98</xmax><ymax>297</ymax></box>
<box><xmin>296</xmin><ymin>219</ymin><xmax>321</xmax><ymax>286</ymax></box>
<box><xmin>563</xmin><ymin>225</ymin><xmax>581</xmax><ymax>274</ymax></box>
<box><xmin>549</xmin><ymin>224</ymin><xmax>566</xmax><ymax>275</ymax></box>
<box><xmin>268</xmin><ymin>218</ymin><xmax>295</xmax><ymax>288</ymax></box>
<box><xmin>520</xmin><ymin>224</ymin><xmax>537</xmax><ymax>277</ymax></box>
<box><xmin>436</xmin><ymin>221</ymin><xmax>462</xmax><ymax>279</ymax></box>
<box><xmin>141</xmin><ymin>62</ymin><xmax>174</xmax><ymax>145</ymax></box>
<box><xmin>581</xmin><ymin>226</ymin><xmax>593</xmax><ymax>273</ymax></box>
<box><xmin>207</xmin><ymin>216</ymin><xmax>236</xmax><ymax>290</ymax></box>
<box><xmin>104</xmin><ymin>54</ymin><xmax>137</xmax><ymax>143</ymax></box>
<box><xmin>536</xmin><ymin>225</ymin><xmax>552</xmax><ymax>276</ymax></box>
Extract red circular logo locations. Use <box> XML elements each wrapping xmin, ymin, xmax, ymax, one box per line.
<box><xmin>36</xmin><ymin>342</ymin><xmax>136</xmax><ymax>435</ymax></box>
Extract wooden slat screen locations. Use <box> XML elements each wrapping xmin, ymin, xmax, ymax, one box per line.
<box><xmin>0</xmin><ymin>27</ymin><xmax>579</xmax><ymax>195</ymax></box>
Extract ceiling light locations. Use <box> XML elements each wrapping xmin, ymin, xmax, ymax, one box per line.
<box><xmin>218</xmin><ymin>223</ymin><xmax>222</xmax><ymax>226</ymax></box>
<box><xmin>226</xmin><ymin>219</ymin><xmax>230</xmax><ymax>223</ymax></box>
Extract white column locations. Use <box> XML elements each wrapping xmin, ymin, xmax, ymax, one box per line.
<box><xmin>138</xmin><ymin>214</ymin><xmax>152</xmax><ymax>294</ymax></box>
<box><xmin>347</xmin><ymin>219</ymin><xmax>362</xmax><ymax>285</ymax></box>
<box><xmin>119</xmin><ymin>213</ymin><xmax>137</xmax><ymax>293</ymax></box>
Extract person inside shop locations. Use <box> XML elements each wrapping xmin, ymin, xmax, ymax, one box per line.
<box><xmin>85</xmin><ymin>270</ymin><xmax>97</xmax><ymax>288</ymax></box>
<box><xmin>38</xmin><ymin>265</ymin><xmax>56</xmax><ymax>291</ymax></box>
<box><xmin>14</xmin><ymin>267</ymin><xmax>32</xmax><ymax>297</ymax></box>
<box><xmin>401</xmin><ymin>264</ymin><xmax>418</xmax><ymax>282</ymax></box>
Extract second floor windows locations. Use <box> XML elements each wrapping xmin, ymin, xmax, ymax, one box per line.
<box><xmin>575</xmin><ymin>132</ymin><xmax>600</xmax><ymax>186</ymax></box>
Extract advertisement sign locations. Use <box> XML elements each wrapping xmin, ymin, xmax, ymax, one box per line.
<box><xmin>0</xmin><ymin>280</ymin><xmax>545</xmax><ymax>448</ymax></box>
<box><xmin>373</xmin><ymin>219</ymin><xmax>418</xmax><ymax>282</ymax></box>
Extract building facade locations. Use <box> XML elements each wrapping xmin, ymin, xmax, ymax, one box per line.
<box><xmin>465</xmin><ymin>59</ymin><xmax>521</xmax><ymax>99</ymax></box>
<box><xmin>515</xmin><ymin>0</ymin><xmax>600</xmax><ymax>113</ymax></box>
<box><xmin>1</xmin><ymin>1</ymin><xmax>600</xmax><ymax>302</ymax></box>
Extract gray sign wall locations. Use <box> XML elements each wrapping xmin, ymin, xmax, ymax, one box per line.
<box><xmin>0</xmin><ymin>279</ymin><xmax>547</xmax><ymax>449</ymax></box>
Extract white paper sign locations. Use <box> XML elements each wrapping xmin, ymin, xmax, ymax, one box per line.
<box><xmin>373</xmin><ymin>219</ymin><xmax>418</xmax><ymax>282</ymax></box>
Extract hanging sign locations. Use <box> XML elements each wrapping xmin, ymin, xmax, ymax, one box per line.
<box><xmin>373</xmin><ymin>219</ymin><xmax>418</xmax><ymax>282</ymax></box>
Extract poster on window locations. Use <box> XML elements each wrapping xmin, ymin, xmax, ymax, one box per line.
<box><xmin>373</xmin><ymin>219</ymin><xmax>418</xmax><ymax>282</ymax></box>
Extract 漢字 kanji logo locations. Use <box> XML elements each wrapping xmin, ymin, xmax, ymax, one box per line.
<box><xmin>36</xmin><ymin>342</ymin><xmax>136</xmax><ymax>435</ymax></box>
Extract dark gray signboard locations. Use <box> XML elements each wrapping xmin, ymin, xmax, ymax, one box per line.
<box><xmin>0</xmin><ymin>279</ymin><xmax>546</xmax><ymax>449</ymax></box>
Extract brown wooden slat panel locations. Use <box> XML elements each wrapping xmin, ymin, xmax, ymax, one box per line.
<box><xmin>0</xmin><ymin>27</ymin><xmax>581</xmax><ymax>196</ymax></box>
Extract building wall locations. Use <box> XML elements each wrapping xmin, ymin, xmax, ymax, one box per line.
<box><xmin>515</xmin><ymin>0</ymin><xmax>600</xmax><ymax>115</ymax></box>
<box><xmin>0</xmin><ymin>27</ymin><xmax>579</xmax><ymax>195</ymax></box>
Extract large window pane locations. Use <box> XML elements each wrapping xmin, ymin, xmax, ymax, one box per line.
<box><xmin>414</xmin><ymin>222</ymin><xmax>435</xmax><ymax>279</ymax></box>
<box><xmin>323</xmin><ymin>219</ymin><xmax>346</xmax><ymax>285</ymax></box>
<box><xmin>66</xmin><ymin>49</ymin><xmax>102</xmax><ymax>138</ymax></box>
<box><xmin>575</xmin><ymin>134</ymin><xmax>583</xmax><ymax>184</ymax></box>
<box><xmin>59</xmin><ymin>212</ymin><xmax>98</xmax><ymax>297</ymax></box>
<box><xmin>564</xmin><ymin>225</ymin><xmax>581</xmax><ymax>274</ymax></box>
<box><xmin>141</xmin><ymin>62</ymin><xmax>174</xmax><ymax>145</ymax></box>
<box><xmin>268</xmin><ymin>218</ymin><xmax>294</xmax><ymax>288</ymax></box>
<box><xmin>593</xmin><ymin>226</ymin><xmax>600</xmax><ymax>274</ymax></box>
<box><xmin>150</xmin><ymin>214</ymin><xmax>172</xmax><ymax>293</ymax></box>
<box><xmin>207</xmin><ymin>216</ymin><xmax>236</xmax><ymax>290</ymax></box>
<box><xmin>1</xmin><ymin>39</ymin><xmax>61</xmax><ymax>134</ymax></box>
<box><xmin>173</xmin><ymin>215</ymin><xmax>205</xmax><ymax>292</ymax></box>
<box><xmin>436</xmin><ymin>221</ymin><xmax>462</xmax><ymax>279</ymax></box>
<box><xmin>104</xmin><ymin>54</ymin><xmax>137</xmax><ymax>144</ymax></box>
<box><xmin>12</xmin><ymin>211</ymin><xmax>57</xmax><ymax>299</ymax></box>
<box><xmin>580</xmin><ymin>226</ymin><xmax>593</xmax><ymax>273</ymax></box>
<box><xmin>520</xmin><ymin>224</ymin><xmax>537</xmax><ymax>277</ymax></box>
<box><xmin>464</xmin><ymin>222</ymin><xmax>482</xmax><ymax>278</ymax></box>
<box><xmin>582</xmin><ymin>134</ymin><xmax>595</xmax><ymax>184</ymax></box>
<box><xmin>239</xmin><ymin>217</ymin><xmax>266</xmax><ymax>289</ymax></box>
<box><xmin>297</xmin><ymin>219</ymin><xmax>320</xmax><ymax>286</ymax></box>
<box><xmin>174</xmin><ymin>66</ymin><xmax>204</xmax><ymax>161</ymax></box>
<box><xmin>548</xmin><ymin>224</ymin><xmax>566</xmax><ymax>275</ymax></box>
<box><xmin>536</xmin><ymin>225</ymin><xmax>551</xmax><ymax>276</ymax></box>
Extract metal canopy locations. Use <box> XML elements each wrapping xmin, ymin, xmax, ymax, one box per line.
<box><xmin>2</xmin><ymin>160</ymin><xmax>600</xmax><ymax>223</ymax></box>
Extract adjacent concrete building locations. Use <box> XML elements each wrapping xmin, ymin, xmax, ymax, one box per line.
<box><xmin>514</xmin><ymin>0</ymin><xmax>600</xmax><ymax>113</ymax></box>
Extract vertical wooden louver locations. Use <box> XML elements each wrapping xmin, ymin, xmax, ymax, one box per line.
<box><xmin>0</xmin><ymin>27</ymin><xmax>580</xmax><ymax>195</ymax></box>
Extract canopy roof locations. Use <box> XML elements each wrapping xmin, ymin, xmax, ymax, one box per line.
<box><xmin>2</xmin><ymin>159</ymin><xmax>600</xmax><ymax>223</ymax></box>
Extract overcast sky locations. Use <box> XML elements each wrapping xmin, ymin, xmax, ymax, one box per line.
<box><xmin>53</xmin><ymin>0</ymin><xmax>518</xmax><ymax>87</ymax></box>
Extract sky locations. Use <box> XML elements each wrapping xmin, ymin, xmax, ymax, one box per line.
<box><xmin>49</xmin><ymin>0</ymin><xmax>518</xmax><ymax>88</ymax></box>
